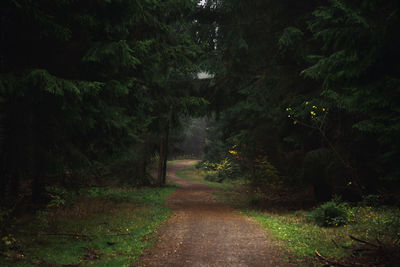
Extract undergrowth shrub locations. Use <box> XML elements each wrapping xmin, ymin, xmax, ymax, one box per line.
<box><xmin>202</xmin><ymin>158</ymin><xmax>241</xmax><ymax>183</ymax></box>
<box><xmin>32</xmin><ymin>186</ymin><xmax>76</xmax><ymax>230</ymax></box>
<box><xmin>308</xmin><ymin>198</ymin><xmax>353</xmax><ymax>227</ymax></box>
<box><xmin>355</xmin><ymin>206</ymin><xmax>400</xmax><ymax>244</ymax></box>
<box><xmin>204</xmin><ymin>171</ymin><xmax>224</xmax><ymax>182</ymax></box>
<box><xmin>252</xmin><ymin>156</ymin><xmax>280</xmax><ymax>188</ymax></box>
<box><xmin>45</xmin><ymin>186</ymin><xmax>75</xmax><ymax>208</ymax></box>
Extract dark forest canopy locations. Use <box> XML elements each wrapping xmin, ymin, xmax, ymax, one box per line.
<box><xmin>1</xmin><ymin>0</ymin><xmax>400</xmax><ymax>204</ymax></box>
<box><xmin>197</xmin><ymin>0</ymin><xmax>400</xmax><ymax>202</ymax></box>
<box><xmin>0</xmin><ymin>0</ymin><xmax>207</xmax><ymax>201</ymax></box>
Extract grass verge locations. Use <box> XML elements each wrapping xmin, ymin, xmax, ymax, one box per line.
<box><xmin>1</xmin><ymin>186</ymin><xmax>175</xmax><ymax>266</ymax></box>
<box><xmin>245</xmin><ymin>205</ymin><xmax>400</xmax><ymax>265</ymax></box>
<box><xmin>244</xmin><ymin>210</ymin><xmax>349</xmax><ymax>263</ymax></box>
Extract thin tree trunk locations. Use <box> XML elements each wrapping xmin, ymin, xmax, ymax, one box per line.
<box><xmin>161</xmin><ymin>122</ymin><xmax>169</xmax><ymax>185</ymax></box>
<box><xmin>157</xmin><ymin>135</ymin><xmax>166</xmax><ymax>185</ymax></box>
<box><xmin>157</xmin><ymin>114</ymin><xmax>170</xmax><ymax>186</ymax></box>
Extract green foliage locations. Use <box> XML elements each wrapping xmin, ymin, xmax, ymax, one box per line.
<box><xmin>252</xmin><ymin>156</ymin><xmax>281</xmax><ymax>187</ymax></box>
<box><xmin>248</xmin><ymin>210</ymin><xmax>349</xmax><ymax>260</ymax></box>
<box><xmin>199</xmin><ymin>155</ymin><xmax>242</xmax><ymax>183</ymax></box>
<box><xmin>303</xmin><ymin>0</ymin><xmax>400</xmax><ymax>183</ymax></box>
<box><xmin>204</xmin><ymin>172</ymin><xmax>222</xmax><ymax>183</ymax></box>
<box><xmin>198</xmin><ymin>0</ymin><xmax>400</xmax><ymax>202</ymax></box>
<box><xmin>1</xmin><ymin>233</ymin><xmax>19</xmax><ymax>260</ymax></box>
<box><xmin>278</xmin><ymin>27</ymin><xmax>304</xmax><ymax>52</ymax></box>
<box><xmin>175</xmin><ymin>161</ymin><xmax>234</xmax><ymax>192</ymax></box>
<box><xmin>205</xmin><ymin>158</ymin><xmax>233</xmax><ymax>182</ymax></box>
<box><xmin>355</xmin><ymin>207</ymin><xmax>400</xmax><ymax>244</ymax></box>
<box><xmin>45</xmin><ymin>186</ymin><xmax>68</xmax><ymax>208</ymax></box>
<box><xmin>83</xmin><ymin>40</ymin><xmax>141</xmax><ymax>74</ymax></box>
<box><xmin>0</xmin><ymin>0</ymin><xmax>206</xmax><ymax>199</ymax></box>
<box><xmin>307</xmin><ymin>198</ymin><xmax>353</xmax><ymax>227</ymax></box>
<box><xmin>248</xmin><ymin>204</ymin><xmax>400</xmax><ymax>263</ymax></box>
<box><xmin>197</xmin><ymin>0</ymin><xmax>322</xmax><ymax>192</ymax></box>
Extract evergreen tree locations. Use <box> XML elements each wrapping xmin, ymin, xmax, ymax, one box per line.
<box><xmin>198</xmin><ymin>0</ymin><xmax>400</xmax><ymax>200</ymax></box>
<box><xmin>0</xmin><ymin>0</ymin><xmax>205</xmax><ymax>201</ymax></box>
<box><xmin>302</xmin><ymin>0</ymin><xmax>400</xmax><ymax>189</ymax></box>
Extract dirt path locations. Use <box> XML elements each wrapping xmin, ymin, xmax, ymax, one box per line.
<box><xmin>138</xmin><ymin>160</ymin><xmax>291</xmax><ymax>267</ymax></box>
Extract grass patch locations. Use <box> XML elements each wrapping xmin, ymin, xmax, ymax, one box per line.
<box><xmin>166</xmin><ymin>159</ymin><xmax>180</xmax><ymax>166</ymax></box>
<box><xmin>243</xmin><ymin>205</ymin><xmax>400</xmax><ymax>265</ymax></box>
<box><xmin>245</xmin><ymin>210</ymin><xmax>349</xmax><ymax>259</ymax></box>
<box><xmin>1</xmin><ymin>186</ymin><xmax>175</xmax><ymax>266</ymax></box>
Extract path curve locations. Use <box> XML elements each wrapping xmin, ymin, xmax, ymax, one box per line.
<box><xmin>138</xmin><ymin>160</ymin><xmax>291</xmax><ymax>267</ymax></box>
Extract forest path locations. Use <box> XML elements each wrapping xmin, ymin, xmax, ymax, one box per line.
<box><xmin>138</xmin><ymin>160</ymin><xmax>291</xmax><ymax>267</ymax></box>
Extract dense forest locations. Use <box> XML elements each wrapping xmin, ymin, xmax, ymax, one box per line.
<box><xmin>198</xmin><ymin>0</ymin><xmax>400</xmax><ymax>203</ymax></box>
<box><xmin>0</xmin><ymin>0</ymin><xmax>207</xmax><ymax>202</ymax></box>
<box><xmin>1</xmin><ymin>0</ymin><xmax>400</xmax><ymax>265</ymax></box>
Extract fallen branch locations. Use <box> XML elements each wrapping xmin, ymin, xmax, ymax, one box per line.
<box><xmin>315</xmin><ymin>249</ymin><xmax>349</xmax><ymax>267</ymax></box>
<box><xmin>349</xmin><ymin>235</ymin><xmax>379</xmax><ymax>248</ymax></box>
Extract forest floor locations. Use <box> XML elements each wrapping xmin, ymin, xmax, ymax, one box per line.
<box><xmin>138</xmin><ymin>160</ymin><xmax>292</xmax><ymax>267</ymax></box>
<box><xmin>1</xmin><ymin>179</ymin><xmax>176</xmax><ymax>266</ymax></box>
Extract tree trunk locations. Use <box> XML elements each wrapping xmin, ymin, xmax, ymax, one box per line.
<box><xmin>157</xmin><ymin>117</ymin><xmax>170</xmax><ymax>186</ymax></box>
<box><xmin>161</xmin><ymin>122</ymin><xmax>169</xmax><ymax>185</ymax></box>
<box><xmin>157</xmin><ymin>135</ymin><xmax>166</xmax><ymax>186</ymax></box>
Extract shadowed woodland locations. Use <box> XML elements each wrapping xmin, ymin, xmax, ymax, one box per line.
<box><xmin>1</xmin><ymin>0</ymin><xmax>400</xmax><ymax>266</ymax></box>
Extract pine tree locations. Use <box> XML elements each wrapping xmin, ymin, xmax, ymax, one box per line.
<box><xmin>303</xmin><ymin>0</ymin><xmax>400</xmax><ymax>187</ymax></box>
<box><xmin>0</xmin><ymin>0</ymin><xmax>205</xmax><ymax>200</ymax></box>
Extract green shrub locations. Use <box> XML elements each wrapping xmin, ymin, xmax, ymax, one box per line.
<box><xmin>253</xmin><ymin>156</ymin><xmax>280</xmax><ymax>186</ymax></box>
<box><xmin>204</xmin><ymin>172</ymin><xmax>224</xmax><ymax>183</ymax></box>
<box><xmin>202</xmin><ymin>158</ymin><xmax>241</xmax><ymax>182</ymax></box>
<box><xmin>308</xmin><ymin>200</ymin><xmax>351</xmax><ymax>227</ymax></box>
<box><xmin>195</xmin><ymin>161</ymin><xmax>203</xmax><ymax>169</ymax></box>
<box><xmin>197</xmin><ymin>160</ymin><xmax>215</xmax><ymax>171</ymax></box>
<box><xmin>45</xmin><ymin>186</ymin><xmax>70</xmax><ymax>208</ymax></box>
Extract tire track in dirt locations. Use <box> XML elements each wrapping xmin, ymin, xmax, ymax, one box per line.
<box><xmin>138</xmin><ymin>160</ymin><xmax>292</xmax><ymax>267</ymax></box>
